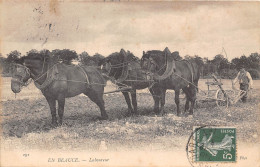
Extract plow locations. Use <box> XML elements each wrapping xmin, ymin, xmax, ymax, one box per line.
<box><xmin>196</xmin><ymin>74</ymin><xmax>249</xmax><ymax>109</ymax></box>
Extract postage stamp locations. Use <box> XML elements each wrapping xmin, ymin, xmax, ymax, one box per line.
<box><xmin>194</xmin><ymin>127</ymin><xmax>236</xmax><ymax>162</ymax></box>
<box><xmin>186</xmin><ymin>126</ymin><xmax>237</xmax><ymax>166</ymax></box>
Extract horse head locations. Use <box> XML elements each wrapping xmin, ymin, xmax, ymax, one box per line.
<box><xmin>11</xmin><ymin>53</ymin><xmax>51</xmax><ymax>93</ymax></box>
<box><xmin>141</xmin><ymin>47</ymin><xmax>176</xmax><ymax>81</ymax></box>
<box><xmin>11</xmin><ymin>63</ymin><xmax>31</xmax><ymax>93</ymax></box>
<box><xmin>141</xmin><ymin>51</ymin><xmax>158</xmax><ymax>73</ymax></box>
<box><xmin>99</xmin><ymin>49</ymin><xmax>128</xmax><ymax>80</ymax></box>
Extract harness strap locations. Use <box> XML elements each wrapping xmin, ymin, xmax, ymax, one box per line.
<box><xmin>116</xmin><ymin>62</ymin><xmax>129</xmax><ymax>83</ymax></box>
<box><xmin>78</xmin><ymin>65</ymin><xmax>90</xmax><ymax>86</ymax></box>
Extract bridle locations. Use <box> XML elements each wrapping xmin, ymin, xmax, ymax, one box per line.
<box><xmin>101</xmin><ymin>61</ymin><xmax>112</xmax><ymax>76</ymax></box>
<box><xmin>141</xmin><ymin>57</ymin><xmax>160</xmax><ymax>73</ymax></box>
<box><xmin>101</xmin><ymin>60</ymin><xmax>131</xmax><ymax>78</ymax></box>
<box><xmin>11</xmin><ymin>64</ymin><xmax>32</xmax><ymax>87</ymax></box>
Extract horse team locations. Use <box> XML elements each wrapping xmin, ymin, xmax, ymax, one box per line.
<box><xmin>11</xmin><ymin>47</ymin><xmax>200</xmax><ymax>126</ymax></box>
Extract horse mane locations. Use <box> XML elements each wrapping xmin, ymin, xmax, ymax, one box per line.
<box><xmin>107</xmin><ymin>52</ymin><xmax>123</xmax><ymax>61</ymax></box>
<box><xmin>145</xmin><ymin>50</ymin><xmax>166</xmax><ymax>67</ymax></box>
<box><xmin>126</xmin><ymin>51</ymin><xmax>139</xmax><ymax>61</ymax></box>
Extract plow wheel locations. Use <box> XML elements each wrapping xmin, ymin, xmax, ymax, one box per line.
<box><xmin>215</xmin><ymin>89</ymin><xmax>229</xmax><ymax>109</ymax></box>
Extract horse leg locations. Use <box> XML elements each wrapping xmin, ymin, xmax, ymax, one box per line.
<box><xmin>45</xmin><ymin>97</ymin><xmax>57</xmax><ymax>127</ymax></box>
<box><xmin>122</xmin><ymin>91</ymin><xmax>133</xmax><ymax>114</ymax></box>
<box><xmin>130</xmin><ymin>90</ymin><xmax>138</xmax><ymax>114</ymax></box>
<box><xmin>182</xmin><ymin>87</ymin><xmax>190</xmax><ymax>113</ymax></box>
<box><xmin>57</xmin><ymin>96</ymin><xmax>65</xmax><ymax>125</ymax></box>
<box><xmin>175</xmin><ymin>89</ymin><xmax>181</xmax><ymax>117</ymax></box>
<box><xmin>160</xmin><ymin>89</ymin><xmax>166</xmax><ymax>115</ymax></box>
<box><xmin>149</xmin><ymin>87</ymin><xmax>160</xmax><ymax>114</ymax></box>
<box><xmin>84</xmin><ymin>90</ymin><xmax>108</xmax><ymax>120</ymax></box>
<box><xmin>188</xmin><ymin>86</ymin><xmax>197</xmax><ymax>115</ymax></box>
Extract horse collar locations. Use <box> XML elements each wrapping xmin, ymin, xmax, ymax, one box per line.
<box><xmin>115</xmin><ymin>62</ymin><xmax>129</xmax><ymax>83</ymax></box>
<box><xmin>34</xmin><ymin>64</ymin><xmax>59</xmax><ymax>90</ymax></box>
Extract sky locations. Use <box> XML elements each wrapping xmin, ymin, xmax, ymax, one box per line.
<box><xmin>1</xmin><ymin>1</ymin><xmax>260</xmax><ymax>60</ymax></box>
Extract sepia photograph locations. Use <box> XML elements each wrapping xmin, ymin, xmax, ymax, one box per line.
<box><xmin>0</xmin><ymin>0</ymin><xmax>259</xmax><ymax>166</ymax></box>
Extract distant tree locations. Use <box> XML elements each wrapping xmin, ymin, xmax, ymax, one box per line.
<box><xmin>247</xmin><ymin>53</ymin><xmax>260</xmax><ymax>70</ymax></box>
<box><xmin>0</xmin><ymin>53</ymin><xmax>8</xmax><ymax>73</ymax></box>
<box><xmin>231</xmin><ymin>57</ymin><xmax>240</xmax><ymax>69</ymax></box>
<box><xmin>51</xmin><ymin>49</ymin><xmax>78</xmax><ymax>64</ymax></box>
<box><xmin>79</xmin><ymin>51</ymin><xmax>93</xmax><ymax>65</ymax></box>
<box><xmin>239</xmin><ymin>55</ymin><xmax>250</xmax><ymax>69</ymax></box>
<box><xmin>230</xmin><ymin>53</ymin><xmax>260</xmax><ymax>79</ymax></box>
<box><xmin>193</xmin><ymin>55</ymin><xmax>204</xmax><ymax>67</ymax></box>
<box><xmin>6</xmin><ymin>50</ymin><xmax>21</xmax><ymax>63</ymax></box>
<box><xmin>26</xmin><ymin>49</ymin><xmax>39</xmax><ymax>55</ymax></box>
<box><xmin>92</xmin><ymin>53</ymin><xmax>105</xmax><ymax>65</ymax></box>
<box><xmin>211</xmin><ymin>54</ymin><xmax>230</xmax><ymax>75</ymax></box>
<box><xmin>40</xmin><ymin>49</ymin><xmax>51</xmax><ymax>57</ymax></box>
<box><xmin>248</xmin><ymin>69</ymin><xmax>260</xmax><ymax>79</ymax></box>
<box><xmin>212</xmin><ymin>54</ymin><xmax>224</xmax><ymax>65</ymax></box>
<box><xmin>231</xmin><ymin>55</ymin><xmax>250</xmax><ymax>70</ymax></box>
<box><xmin>78</xmin><ymin>52</ymin><xmax>104</xmax><ymax>66</ymax></box>
<box><xmin>184</xmin><ymin>55</ymin><xmax>193</xmax><ymax>60</ymax></box>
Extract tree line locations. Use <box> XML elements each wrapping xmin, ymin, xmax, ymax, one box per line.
<box><xmin>0</xmin><ymin>49</ymin><xmax>259</xmax><ymax>79</ymax></box>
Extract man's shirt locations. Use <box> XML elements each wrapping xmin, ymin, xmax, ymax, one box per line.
<box><xmin>233</xmin><ymin>71</ymin><xmax>253</xmax><ymax>88</ymax></box>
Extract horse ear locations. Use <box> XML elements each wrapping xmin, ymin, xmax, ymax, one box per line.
<box><xmin>164</xmin><ymin>47</ymin><xmax>173</xmax><ymax>62</ymax></box>
<box><xmin>143</xmin><ymin>51</ymin><xmax>145</xmax><ymax>55</ymax></box>
<box><xmin>120</xmin><ymin>49</ymin><xmax>127</xmax><ymax>56</ymax></box>
<box><xmin>164</xmin><ymin>47</ymin><xmax>171</xmax><ymax>55</ymax></box>
<box><xmin>120</xmin><ymin>49</ymin><xmax>127</xmax><ymax>60</ymax></box>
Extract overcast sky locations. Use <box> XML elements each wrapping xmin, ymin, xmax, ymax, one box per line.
<box><xmin>1</xmin><ymin>1</ymin><xmax>260</xmax><ymax>60</ymax></box>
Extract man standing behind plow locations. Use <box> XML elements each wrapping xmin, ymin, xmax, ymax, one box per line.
<box><xmin>233</xmin><ymin>66</ymin><xmax>253</xmax><ymax>102</ymax></box>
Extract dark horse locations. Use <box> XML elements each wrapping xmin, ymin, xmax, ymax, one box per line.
<box><xmin>141</xmin><ymin>47</ymin><xmax>200</xmax><ymax>116</ymax></box>
<box><xmin>99</xmin><ymin>49</ymin><xmax>159</xmax><ymax>115</ymax></box>
<box><xmin>11</xmin><ymin>53</ymin><xmax>108</xmax><ymax>126</ymax></box>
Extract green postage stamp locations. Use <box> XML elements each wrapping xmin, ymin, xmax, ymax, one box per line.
<box><xmin>193</xmin><ymin>127</ymin><xmax>236</xmax><ymax>162</ymax></box>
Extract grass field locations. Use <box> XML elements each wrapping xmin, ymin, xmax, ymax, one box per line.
<box><xmin>1</xmin><ymin>77</ymin><xmax>259</xmax><ymax>153</ymax></box>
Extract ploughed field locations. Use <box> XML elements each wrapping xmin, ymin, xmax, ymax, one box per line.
<box><xmin>1</xmin><ymin>77</ymin><xmax>259</xmax><ymax>151</ymax></box>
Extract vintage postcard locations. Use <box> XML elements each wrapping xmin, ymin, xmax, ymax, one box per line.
<box><xmin>1</xmin><ymin>1</ymin><xmax>259</xmax><ymax>167</ymax></box>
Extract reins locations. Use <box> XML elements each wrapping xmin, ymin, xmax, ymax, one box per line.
<box><xmin>32</xmin><ymin>57</ymin><xmax>50</xmax><ymax>82</ymax></box>
<box><xmin>109</xmin><ymin>60</ymin><xmax>134</xmax><ymax>68</ymax></box>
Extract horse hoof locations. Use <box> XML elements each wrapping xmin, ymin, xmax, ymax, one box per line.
<box><xmin>51</xmin><ymin>122</ymin><xmax>58</xmax><ymax>128</ymax></box>
<box><xmin>128</xmin><ymin>109</ymin><xmax>134</xmax><ymax>114</ymax></box>
<box><xmin>160</xmin><ymin>112</ymin><xmax>167</xmax><ymax>116</ymax></box>
<box><xmin>156</xmin><ymin>112</ymin><xmax>164</xmax><ymax>117</ymax></box>
<box><xmin>100</xmin><ymin>115</ymin><xmax>108</xmax><ymax>120</ymax></box>
<box><xmin>125</xmin><ymin>112</ymin><xmax>132</xmax><ymax>117</ymax></box>
<box><xmin>132</xmin><ymin>110</ymin><xmax>139</xmax><ymax>116</ymax></box>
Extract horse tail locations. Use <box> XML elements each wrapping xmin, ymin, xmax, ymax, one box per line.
<box><xmin>191</xmin><ymin>61</ymin><xmax>201</xmax><ymax>91</ymax></box>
